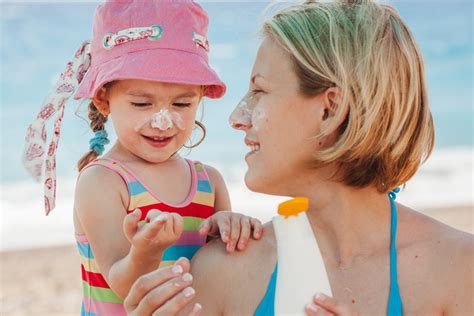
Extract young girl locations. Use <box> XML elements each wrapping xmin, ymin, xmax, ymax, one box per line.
<box><xmin>22</xmin><ymin>1</ymin><xmax>262</xmax><ymax>315</ymax></box>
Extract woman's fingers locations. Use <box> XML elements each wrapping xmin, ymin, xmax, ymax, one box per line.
<box><xmin>311</xmin><ymin>293</ymin><xmax>357</xmax><ymax>316</ymax></box>
<box><xmin>135</xmin><ymin>273</ymin><xmax>194</xmax><ymax>314</ymax></box>
<box><xmin>151</xmin><ymin>287</ymin><xmax>199</xmax><ymax>316</ymax></box>
<box><xmin>305</xmin><ymin>302</ymin><xmax>334</xmax><ymax>316</ymax></box>
<box><xmin>124</xmin><ymin>258</ymin><xmax>190</xmax><ymax>309</ymax></box>
<box><xmin>188</xmin><ymin>303</ymin><xmax>203</xmax><ymax>316</ymax></box>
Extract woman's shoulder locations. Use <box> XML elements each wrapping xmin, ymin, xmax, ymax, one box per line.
<box><xmin>397</xmin><ymin>204</ymin><xmax>473</xmax><ymax>313</ymax></box>
<box><xmin>192</xmin><ymin>222</ymin><xmax>276</xmax><ymax>272</ymax></box>
<box><xmin>397</xmin><ymin>203</ymin><xmax>473</xmax><ymax>253</ymax></box>
<box><xmin>189</xmin><ymin>222</ymin><xmax>277</xmax><ymax>312</ymax></box>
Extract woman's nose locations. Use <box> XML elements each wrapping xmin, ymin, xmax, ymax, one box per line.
<box><xmin>229</xmin><ymin>97</ymin><xmax>253</xmax><ymax>130</ymax></box>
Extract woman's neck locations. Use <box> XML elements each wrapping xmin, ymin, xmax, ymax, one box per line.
<box><xmin>292</xmin><ymin>174</ymin><xmax>393</xmax><ymax>268</ymax></box>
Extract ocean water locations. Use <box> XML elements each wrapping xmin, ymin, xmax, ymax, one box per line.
<box><xmin>1</xmin><ymin>1</ymin><xmax>472</xmax><ymax>250</ymax></box>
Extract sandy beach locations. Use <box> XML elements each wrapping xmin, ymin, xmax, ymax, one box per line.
<box><xmin>1</xmin><ymin>205</ymin><xmax>472</xmax><ymax>315</ymax></box>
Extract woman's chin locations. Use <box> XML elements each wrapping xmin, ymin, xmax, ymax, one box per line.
<box><xmin>244</xmin><ymin>170</ymin><xmax>274</xmax><ymax>195</ymax></box>
<box><xmin>244</xmin><ymin>170</ymin><xmax>262</xmax><ymax>193</ymax></box>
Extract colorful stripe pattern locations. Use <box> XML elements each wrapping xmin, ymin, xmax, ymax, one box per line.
<box><xmin>76</xmin><ymin>158</ymin><xmax>215</xmax><ymax>316</ymax></box>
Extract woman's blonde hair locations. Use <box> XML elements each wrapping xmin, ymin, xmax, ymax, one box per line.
<box><xmin>263</xmin><ymin>0</ymin><xmax>434</xmax><ymax>192</ymax></box>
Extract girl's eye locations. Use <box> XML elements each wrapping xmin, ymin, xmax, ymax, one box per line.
<box><xmin>131</xmin><ymin>102</ymin><xmax>152</xmax><ymax>107</ymax></box>
<box><xmin>173</xmin><ymin>103</ymin><xmax>191</xmax><ymax>108</ymax></box>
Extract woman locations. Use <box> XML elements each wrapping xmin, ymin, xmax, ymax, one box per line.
<box><xmin>124</xmin><ymin>1</ymin><xmax>473</xmax><ymax>315</ymax></box>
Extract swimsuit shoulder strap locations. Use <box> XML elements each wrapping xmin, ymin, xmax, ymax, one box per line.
<box><xmin>388</xmin><ymin>188</ymin><xmax>403</xmax><ymax>316</ymax></box>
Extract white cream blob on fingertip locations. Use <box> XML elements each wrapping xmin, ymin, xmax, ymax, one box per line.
<box><xmin>134</xmin><ymin>109</ymin><xmax>185</xmax><ymax>132</ymax></box>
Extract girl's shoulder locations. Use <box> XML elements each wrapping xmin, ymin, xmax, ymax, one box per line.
<box><xmin>75</xmin><ymin>160</ymin><xmax>130</xmax><ymax>212</ymax></box>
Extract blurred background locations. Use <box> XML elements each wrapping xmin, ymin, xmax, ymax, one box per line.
<box><xmin>1</xmin><ymin>0</ymin><xmax>472</xmax><ymax>314</ymax></box>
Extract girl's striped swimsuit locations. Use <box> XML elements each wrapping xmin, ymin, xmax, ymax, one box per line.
<box><xmin>75</xmin><ymin>157</ymin><xmax>215</xmax><ymax>316</ymax></box>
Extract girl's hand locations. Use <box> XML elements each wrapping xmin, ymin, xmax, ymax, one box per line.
<box><xmin>198</xmin><ymin>211</ymin><xmax>263</xmax><ymax>252</ymax></box>
<box><xmin>124</xmin><ymin>257</ymin><xmax>202</xmax><ymax>316</ymax></box>
<box><xmin>123</xmin><ymin>209</ymin><xmax>183</xmax><ymax>256</ymax></box>
<box><xmin>305</xmin><ymin>293</ymin><xmax>359</xmax><ymax>316</ymax></box>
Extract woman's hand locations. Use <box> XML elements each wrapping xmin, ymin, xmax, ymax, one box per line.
<box><xmin>124</xmin><ymin>257</ymin><xmax>202</xmax><ymax>316</ymax></box>
<box><xmin>198</xmin><ymin>211</ymin><xmax>263</xmax><ymax>252</ymax></box>
<box><xmin>305</xmin><ymin>293</ymin><xmax>359</xmax><ymax>316</ymax></box>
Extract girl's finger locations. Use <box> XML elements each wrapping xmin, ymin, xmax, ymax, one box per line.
<box><xmin>250</xmin><ymin>217</ymin><xmax>263</xmax><ymax>240</ymax></box>
<box><xmin>198</xmin><ymin>218</ymin><xmax>212</xmax><ymax>236</ymax></box>
<box><xmin>217</xmin><ymin>216</ymin><xmax>231</xmax><ymax>243</ymax></box>
<box><xmin>145</xmin><ymin>209</ymin><xmax>164</xmax><ymax>222</ymax></box>
<box><xmin>237</xmin><ymin>216</ymin><xmax>251</xmax><ymax>250</ymax></box>
<box><xmin>142</xmin><ymin>213</ymin><xmax>169</xmax><ymax>241</ymax></box>
<box><xmin>123</xmin><ymin>208</ymin><xmax>141</xmax><ymax>240</ymax></box>
<box><xmin>227</xmin><ymin>215</ymin><xmax>241</xmax><ymax>252</ymax></box>
<box><xmin>124</xmin><ymin>263</ymin><xmax>185</xmax><ymax>311</ymax></box>
<box><xmin>170</xmin><ymin>212</ymin><xmax>184</xmax><ymax>237</ymax></box>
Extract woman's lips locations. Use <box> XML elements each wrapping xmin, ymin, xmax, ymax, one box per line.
<box><xmin>142</xmin><ymin>135</ymin><xmax>174</xmax><ymax>148</ymax></box>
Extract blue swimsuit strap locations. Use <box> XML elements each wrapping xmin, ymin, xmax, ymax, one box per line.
<box><xmin>388</xmin><ymin>188</ymin><xmax>403</xmax><ymax>316</ymax></box>
<box><xmin>255</xmin><ymin>190</ymin><xmax>404</xmax><ymax>316</ymax></box>
<box><xmin>254</xmin><ymin>264</ymin><xmax>277</xmax><ymax>316</ymax></box>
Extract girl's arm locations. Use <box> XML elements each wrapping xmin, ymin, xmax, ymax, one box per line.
<box><xmin>205</xmin><ymin>164</ymin><xmax>231</xmax><ymax>213</ymax></box>
<box><xmin>75</xmin><ymin>166</ymin><xmax>178</xmax><ymax>298</ymax></box>
<box><xmin>200</xmin><ymin>164</ymin><xmax>263</xmax><ymax>252</ymax></box>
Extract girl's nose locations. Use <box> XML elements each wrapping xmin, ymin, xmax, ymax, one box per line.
<box><xmin>229</xmin><ymin>95</ymin><xmax>254</xmax><ymax>130</ymax></box>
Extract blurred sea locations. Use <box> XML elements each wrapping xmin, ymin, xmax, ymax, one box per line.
<box><xmin>1</xmin><ymin>1</ymin><xmax>472</xmax><ymax>251</ymax></box>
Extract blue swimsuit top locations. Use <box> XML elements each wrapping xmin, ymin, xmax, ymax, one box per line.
<box><xmin>255</xmin><ymin>190</ymin><xmax>403</xmax><ymax>316</ymax></box>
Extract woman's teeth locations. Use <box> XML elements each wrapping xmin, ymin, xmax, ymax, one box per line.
<box><xmin>250</xmin><ymin>144</ymin><xmax>260</xmax><ymax>152</ymax></box>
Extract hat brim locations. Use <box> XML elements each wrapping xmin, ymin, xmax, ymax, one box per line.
<box><xmin>74</xmin><ymin>48</ymin><xmax>226</xmax><ymax>100</ymax></box>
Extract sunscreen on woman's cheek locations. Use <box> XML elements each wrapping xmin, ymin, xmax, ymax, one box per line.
<box><xmin>252</xmin><ymin>107</ymin><xmax>266</xmax><ymax>132</ymax></box>
<box><xmin>134</xmin><ymin>109</ymin><xmax>185</xmax><ymax>132</ymax></box>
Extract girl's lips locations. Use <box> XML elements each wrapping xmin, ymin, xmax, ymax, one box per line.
<box><xmin>142</xmin><ymin>135</ymin><xmax>174</xmax><ymax>148</ymax></box>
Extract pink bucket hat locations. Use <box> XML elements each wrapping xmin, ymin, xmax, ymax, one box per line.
<box><xmin>75</xmin><ymin>0</ymin><xmax>226</xmax><ymax>99</ymax></box>
<box><xmin>22</xmin><ymin>0</ymin><xmax>226</xmax><ymax>215</ymax></box>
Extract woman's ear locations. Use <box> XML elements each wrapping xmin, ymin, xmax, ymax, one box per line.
<box><xmin>92</xmin><ymin>87</ymin><xmax>110</xmax><ymax>116</ymax></box>
<box><xmin>319</xmin><ymin>87</ymin><xmax>347</xmax><ymax>134</ymax></box>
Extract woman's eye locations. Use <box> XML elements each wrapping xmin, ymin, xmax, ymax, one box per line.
<box><xmin>173</xmin><ymin>103</ymin><xmax>191</xmax><ymax>108</ymax></box>
<box><xmin>131</xmin><ymin>102</ymin><xmax>152</xmax><ymax>107</ymax></box>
